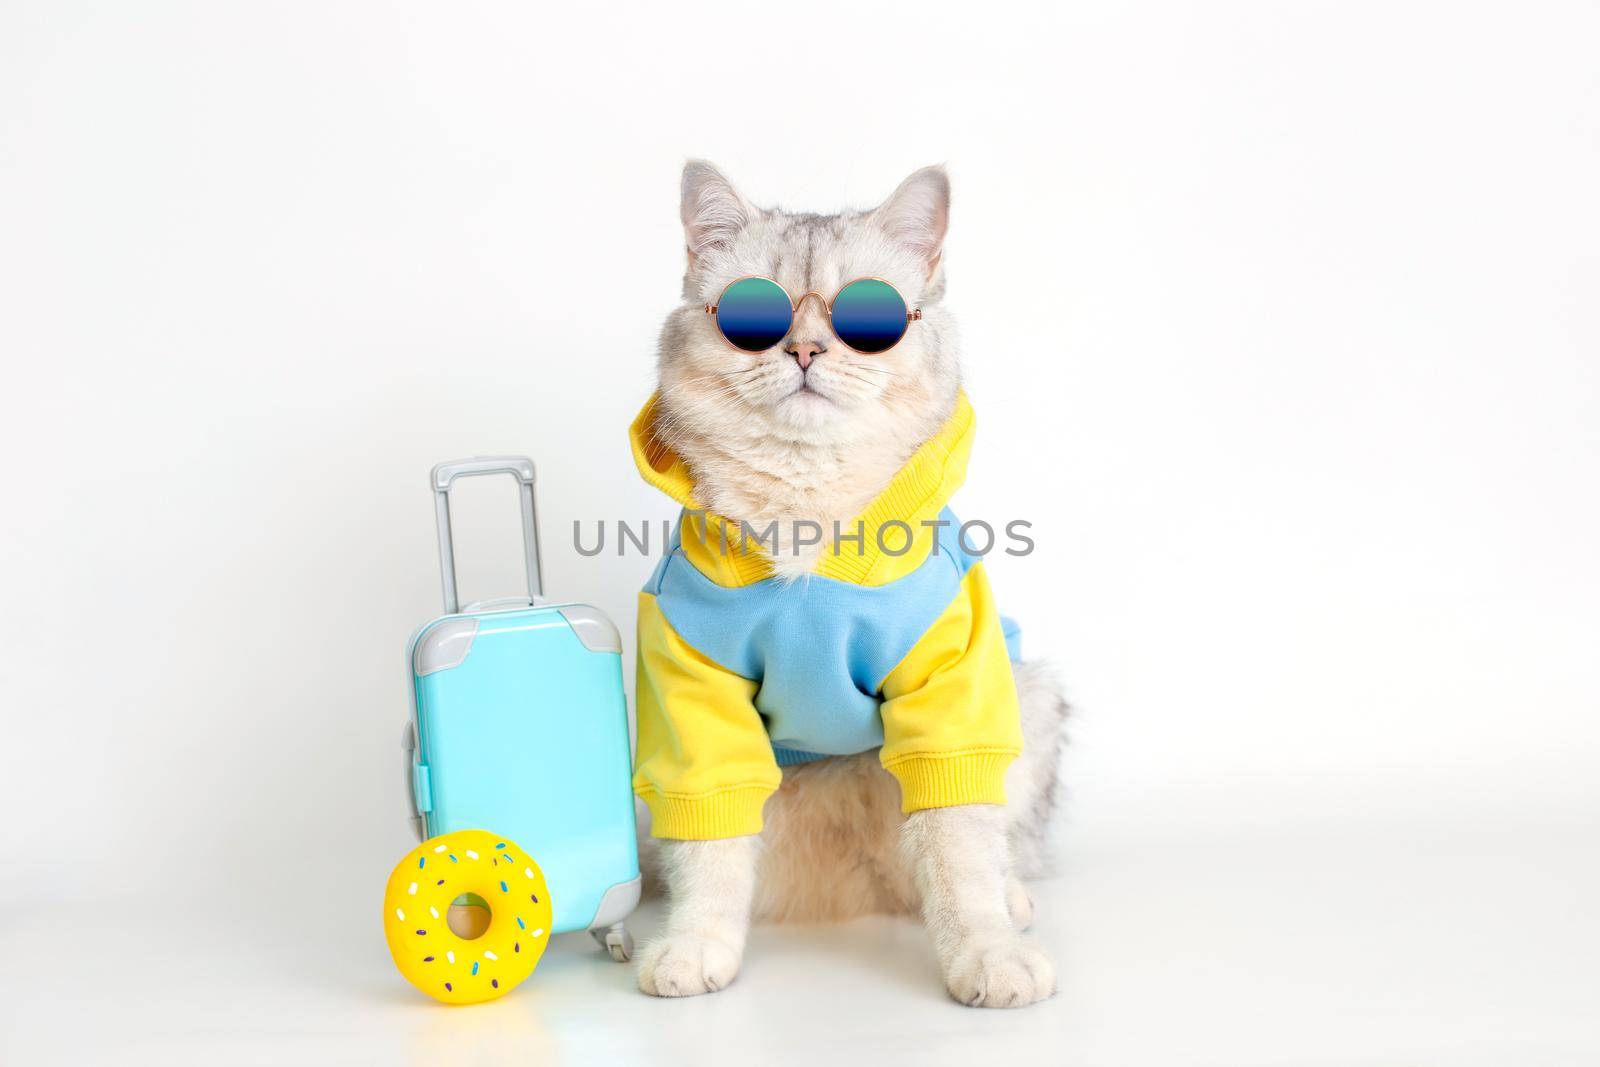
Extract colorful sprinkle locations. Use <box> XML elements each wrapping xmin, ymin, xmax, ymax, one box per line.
<box><xmin>446</xmin><ymin>950</ymin><xmax>456</xmax><ymax>964</ymax></box>
<box><xmin>530</xmin><ymin>928</ymin><xmax>544</xmax><ymax>938</ymax></box>
<box><xmin>419</xmin><ymin>857</ymin><xmax>426</xmax><ymax>869</ymax></box>
<box><xmin>495</xmin><ymin>842</ymin><xmax>506</xmax><ymax>850</ymax></box>
<box><xmin>516</xmin><ymin>916</ymin><xmax>525</xmax><ymax>929</ymax></box>
<box><xmin>492</xmin><ymin>978</ymin><xmax>499</xmax><ymax>989</ymax></box>
<box><xmin>444</xmin><ymin>982</ymin><xmax>452</xmax><ymax>992</ymax></box>
<box><xmin>499</xmin><ymin>881</ymin><xmax>508</xmax><ymax>893</ymax></box>
<box><xmin>423</xmin><ymin>956</ymin><xmax>434</xmax><ymax>962</ymax></box>
<box><xmin>415</xmin><ymin>929</ymin><xmax>426</xmax><ymax>936</ymax></box>
<box><xmin>530</xmin><ymin>893</ymin><xmax>539</xmax><ymax>903</ymax></box>
<box><xmin>429</xmin><ymin>906</ymin><xmax>440</xmax><ymax>919</ymax></box>
<box><xmin>483</xmin><ymin>950</ymin><xmax>498</xmax><ymax>961</ymax></box>
<box><xmin>524</xmin><ymin>867</ymin><xmax>534</xmax><ymax>880</ymax></box>
<box><xmin>465</xmin><ymin>849</ymin><xmax>480</xmax><ymax>860</ymax></box>
<box><xmin>395</xmin><ymin>908</ymin><xmax>406</xmax><ymax>921</ymax></box>
<box><xmin>514</xmin><ymin>942</ymin><xmax>519</xmax><ymax>953</ymax></box>
<box><xmin>437</xmin><ymin>879</ymin><xmax>445</xmax><ymax>886</ymax></box>
<box><xmin>433</xmin><ymin>844</ymin><xmax>448</xmax><ymax>853</ymax></box>
<box><xmin>448</xmin><ymin>854</ymin><xmax>458</xmax><ymax>863</ymax></box>
<box><xmin>407</xmin><ymin>882</ymin><xmax>418</xmax><ymax>896</ymax></box>
<box><xmin>471</xmin><ymin>961</ymin><xmax>479</xmax><ymax>976</ymax></box>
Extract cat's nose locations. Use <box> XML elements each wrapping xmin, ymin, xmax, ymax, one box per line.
<box><xmin>784</xmin><ymin>339</ymin><xmax>826</xmax><ymax>371</ymax></box>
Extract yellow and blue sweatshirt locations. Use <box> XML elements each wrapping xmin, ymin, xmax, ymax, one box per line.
<box><xmin>630</xmin><ymin>391</ymin><xmax>1023</xmax><ymax>840</ymax></box>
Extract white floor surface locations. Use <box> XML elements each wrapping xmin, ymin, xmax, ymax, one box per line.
<box><xmin>4</xmin><ymin>816</ymin><xmax>1596</xmax><ymax>1066</ymax></box>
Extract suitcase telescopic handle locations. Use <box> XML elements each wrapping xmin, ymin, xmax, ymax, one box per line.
<box><xmin>430</xmin><ymin>456</ymin><xmax>544</xmax><ymax>614</ymax></box>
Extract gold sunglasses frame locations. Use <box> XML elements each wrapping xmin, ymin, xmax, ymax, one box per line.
<box><xmin>703</xmin><ymin>276</ymin><xmax>923</xmax><ymax>356</ymax></box>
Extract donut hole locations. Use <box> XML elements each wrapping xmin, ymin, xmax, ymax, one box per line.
<box><xmin>446</xmin><ymin>892</ymin><xmax>492</xmax><ymax>940</ymax></box>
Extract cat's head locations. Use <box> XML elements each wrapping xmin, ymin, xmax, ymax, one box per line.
<box><xmin>654</xmin><ymin>162</ymin><xmax>960</xmax><ymax>453</ymax></box>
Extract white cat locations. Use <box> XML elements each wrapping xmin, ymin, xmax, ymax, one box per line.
<box><xmin>635</xmin><ymin>161</ymin><xmax>1067</xmax><ymax>1008</ymax></box>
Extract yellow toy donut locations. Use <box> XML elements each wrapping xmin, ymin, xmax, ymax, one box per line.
<box><xmin>383</xmin><ymin>829</ymin><xmax>554</xmax><ymax>1004</ymax></box>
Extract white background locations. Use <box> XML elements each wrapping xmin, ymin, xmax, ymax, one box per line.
<box><xmin>2</xmin><ymin>2</ymin><xmax>1597</xmax><ymax>1064</ymax></box>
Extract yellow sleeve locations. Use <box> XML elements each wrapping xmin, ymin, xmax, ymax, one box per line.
<box><xmin>878</xmin><ymin>563</ymin><xmax>1023</xmax><ymax>813</ymax></box>
<box><xmin>633</xmin><ymin>592</ymin><xmax>782</xmax><ymax>839</ymax></box>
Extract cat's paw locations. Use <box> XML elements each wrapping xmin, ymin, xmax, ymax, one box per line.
<box><xmin>945</xmin><ymin>936</ymin><xmax>1056</xmax><ymax>1008</ymax></box>
<box><xmin>636</xmin><ymin>933</ymin><xmax>742</xmax><ymax>998</ymax></box>
<box><xmin>1006</xmin><ymin>877</ymin><xmax>1035</xmax><ymax>931</ymax></box>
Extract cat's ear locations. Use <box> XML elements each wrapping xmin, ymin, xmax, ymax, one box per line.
<box><xmin>681</xmin><ymin>159</ymin><xmax>753</xmax><ymax>263</ymax></box>
<box><xmin>871</xmin><ymin>165</ymin><xmax>950</xmax><ymax>276</ymax></box>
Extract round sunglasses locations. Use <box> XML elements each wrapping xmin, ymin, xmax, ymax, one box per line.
<box><xmin>704</xmin><ymin>277</ymin><xmax>922</xmax><ymax>355</ymax></box>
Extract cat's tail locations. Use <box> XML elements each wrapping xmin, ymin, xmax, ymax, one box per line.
<box><xmin>1006</xmin><ymin>659</ymin><xmax>1070</xmax><ymax>879</ymax></box>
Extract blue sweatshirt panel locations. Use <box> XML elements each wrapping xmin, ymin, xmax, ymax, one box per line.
<box><xmin>645</xmin><ymin>508</ymin><xmax>1021</xmax><ymax>761</ymax></box>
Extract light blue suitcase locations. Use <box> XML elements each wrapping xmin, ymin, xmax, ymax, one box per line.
<box><xmin>402</xmin><ymin>457</ymin><xmax>639</xmax><ymax>962</ymax></box>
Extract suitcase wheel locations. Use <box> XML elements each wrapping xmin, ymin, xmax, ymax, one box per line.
<box><xmin>589</xmin><ymin>922</ymin><xmax>633</xmax><ymax>963</ymax></box>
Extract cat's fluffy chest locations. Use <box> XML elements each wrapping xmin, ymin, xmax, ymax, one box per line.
<box><xmin>689</xmin><ymin>438</ymin><xmax>909</xmax><ymax>580</ymax></box>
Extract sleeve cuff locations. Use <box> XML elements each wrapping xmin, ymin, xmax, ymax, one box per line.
<box><xmin>636</xmin><ymin>784</ymin><xmax>775</xmax><ymax>840</ymax></box>
<box><xmin>882</xmin><ymin>748</ymin><xmax>1018</xmax><ymax>813</ymax></box>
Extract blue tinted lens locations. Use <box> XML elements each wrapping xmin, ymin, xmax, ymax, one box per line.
<box><xmin>830</xmin><ymin>279</ymin><xmax>908</xmax><ymax>354</ymax></box>
<box><xmin>715</xmin><ymin>277</ymin><xmax>792</xmax><ymax>352</ymax></box>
